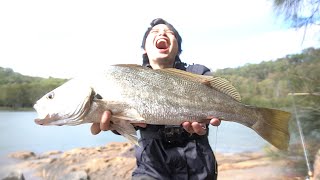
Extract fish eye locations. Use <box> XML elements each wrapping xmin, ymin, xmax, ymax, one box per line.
<box><xmin>46</xmin><ymin>92</ymin><xmax>55</xmax><ymax>100</ymax></box>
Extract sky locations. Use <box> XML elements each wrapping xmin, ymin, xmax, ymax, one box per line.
<box><xmin>0</xmin><ymin>0</ymin><xmax>319</xmax><ymax>79</ymax></box>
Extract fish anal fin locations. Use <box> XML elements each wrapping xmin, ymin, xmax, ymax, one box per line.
<box><xmin>160</xmin><ymin>68</ymin><xmax>241</xmax><ymax>102</ymax></box>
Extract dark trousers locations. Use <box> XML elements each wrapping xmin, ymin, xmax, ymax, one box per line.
<box><xmin>132</xmin><ymin>137</ymin><xmax>218</xmax><ymax>180</ymax></box>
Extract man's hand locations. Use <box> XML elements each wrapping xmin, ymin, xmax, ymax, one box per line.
<box><xmin>90</xmin><ymin>111</ymin><xmax>147</xmax><ymax>135</ymax></box>
<box><xmin>182</xmin><ymin>117</ymin><xmax>221</xmax><ymax>135</ymax></box>
<box><xmin>91</xmin><ymin>111</ymin><xmax>112</xmax><ymax>135</ymax></box>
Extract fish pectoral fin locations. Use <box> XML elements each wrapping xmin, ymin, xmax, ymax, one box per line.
<box><xmin>110</xmin><ymin>117</ymin><xmax>139</xmax><ymax>145</ymax></box>
<box><xmin>159</xmin><ymin>68</ymin><xmax>242</xmax><ymax>102</ymax></box>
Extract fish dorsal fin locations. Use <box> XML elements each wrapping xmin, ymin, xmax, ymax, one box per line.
<box><xmin>207</xmin><ymin>76</ymin><xmax>242</xmax><ymax>102</ymax></box>
<box><xmin>113</xmin><ymin>64</ymin><xmax>143</xmax><ymax>68</ymax></box>
<box><xmin>160</xmin><ymin>68</ymin><xmax>242</xmax><ymax>102</ymax></box>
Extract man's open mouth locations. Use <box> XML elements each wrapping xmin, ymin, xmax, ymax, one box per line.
<box><xmin>155</xmin><ymin>38</ymin><xmax>169</xmax><ymax>49</ymax></box>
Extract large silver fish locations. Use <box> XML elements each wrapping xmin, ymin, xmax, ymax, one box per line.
<box><xmin>33</xmin><ymin>64</ymin><xmax>291</xmax><ymax>150</ymax></box>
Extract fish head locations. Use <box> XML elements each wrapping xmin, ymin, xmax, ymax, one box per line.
<box><xmin>33</xmin><ymin>78</ymin><xmax>95</xmax><ymax>126</ymax></box>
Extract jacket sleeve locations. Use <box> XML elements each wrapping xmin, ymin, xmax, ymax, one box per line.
<box><xmin>186</xmin><ymin>64</ymin><xmax>212</xmax><ymax>75</ymax></box>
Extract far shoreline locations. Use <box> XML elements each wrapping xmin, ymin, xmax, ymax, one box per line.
<box><xmin>0</xmin><ymin>106</ymin><xmax>34</xmax><ymax>111</ymax></box>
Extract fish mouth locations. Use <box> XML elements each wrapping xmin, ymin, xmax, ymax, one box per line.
<box><xmin>34</xmin><ymin>118</ymin><xmax>45</xmax><ymax>125</ymax></box>
<box><xmin>34</xmin><ymin>113</ymin><xmax>66</xmax><ymax>126</ymax></box>
<box><xmin>34</xmin><ymin>114</ymin><xmax>58</xmax><ymax>126</ymax></box>
<box><xmin>34</xmin><ymin>116</ymin><xmax>66</xmax><ymax>126</ymax></box>
<box><xmin>33</xmin><ymin>104</ymin><xmax>53</xmax><ymax>125</ymax></box>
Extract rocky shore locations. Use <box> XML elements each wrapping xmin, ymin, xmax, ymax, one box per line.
<box><xmin>1</xmin><ymin>142</ymin><xmax>319</xmax><ymax>180</ymax></box>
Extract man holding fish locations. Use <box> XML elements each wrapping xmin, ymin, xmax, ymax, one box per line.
<box><xmin>34</xmin><ymin>17</ymin><xmax>290</xmax><ymax>179</ymax></box>
<box><xmin>91</xmin><ymin>18</ymin><xmax>221</xmax><ymax>179</ymax></box>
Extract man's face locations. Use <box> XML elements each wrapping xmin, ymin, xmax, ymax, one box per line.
<box><xmin>144</xmin><ymin>24</ymin><xmax>179</xmax><ymax>68</ymax></box>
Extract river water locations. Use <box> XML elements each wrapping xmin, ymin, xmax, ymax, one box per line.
<box><xmin>0</xmin><ymin>111</ymin><xmax>267</xmax><ymax>157</ymax></box>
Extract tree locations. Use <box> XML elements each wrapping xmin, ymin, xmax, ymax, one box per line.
<box><xmin>272</xmin><ymin>0</ymin><xmax>320</xmax><ymax>28</ymax></box>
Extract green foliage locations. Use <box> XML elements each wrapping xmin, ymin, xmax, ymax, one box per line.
<box><xmin>271</xmin><ymin>0</ymin><xmax>320</xmax><ymax>28</ymax></box>
<box><xmin>0</xmin><ymin>68</ymin><xmax>67</xmax><ymax>109</ymax></box>
<box><xmin>215</xmin><ymin>47</ymin><xmax>319</xmax><ymax>107</ymax></box>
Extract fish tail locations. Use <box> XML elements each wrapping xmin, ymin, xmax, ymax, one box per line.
<box><xmin>252</xmin><ymin>107</ymin><xmax>291</xmax><ymax>150</ymax></box>
<box><xmin>109</xmin><ymin>118</ymin><xmax>139</xmax><ymax>146</ymax></box>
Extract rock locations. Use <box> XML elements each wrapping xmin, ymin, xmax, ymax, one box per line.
<box><xmin>314</xmin><ymin>149</ymin><xmax>320</xmax><ymax>179</ymax></box>
<box><xmin>41</xmin><ymin>150</ymin><xmax>62</xmax><ymax>157</ymax></box>
<box><xmin>58</xmin><ymin>171</ymin><xmax>88</xmax><ymax>180</ymax></box>
<box><xmin>8</xmin><ymin>151</ymin><xmax>36</xmax><ymax>160</ymax></box>
<box><xmin>3</xmin><ymin>142</ymin><xmax>305</xmax><ymax>180</ymax></box>
<box><xmin>18</xmin><ymin>143</ymin><xmax>137</xmax><ymax>180</ymax></box>
<box><xmin>1</xmin><ymin>171</ymin><xmax>25</xmax><ymax>180</ymax></box>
